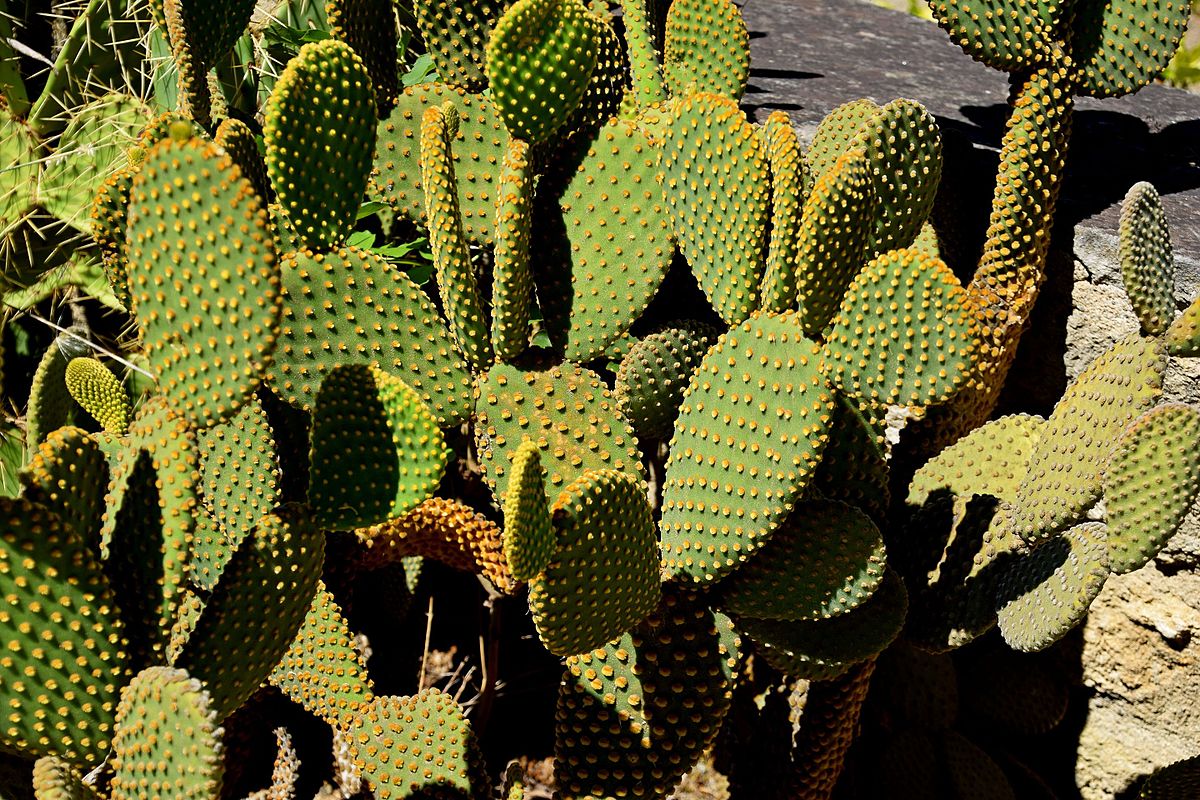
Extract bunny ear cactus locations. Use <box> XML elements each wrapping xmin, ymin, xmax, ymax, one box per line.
<box><xmin>1119</xmin><ymin>181</ymin><xmax>1175</xmax><ymax>337</ymax></box>
<box><xmin>413</xmin><ymin>0</ymin><xmax>514</xmax><ymax>91</ymax></box>
<box><xmin>328</xmin><ymin>0</ymin><xmax>399</xmax><ymax>116</ymax></box>
<box><xmin>64</xmin><ymin>357</ymin><xmax>129</xmax><ymax>434</ymax></box>
<box><xmin>663</xmin><ymin>0</ymin><xmax>750</xmax><ymax>100</ymax></box>
<box><xmin>163</xmin><ymin>0</ymin><xmax>256</xmax><ymax>126</ymax></box>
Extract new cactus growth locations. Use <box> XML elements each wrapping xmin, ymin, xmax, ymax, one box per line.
<box><xmin>0</xmin><ymin>0</ymin><xmax>1194</xmax><ymax>796</ymax></box>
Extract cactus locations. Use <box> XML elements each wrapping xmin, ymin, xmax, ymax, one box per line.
<box><xmin>613</xmin><ymin>320</ymin><xmax>719</xmax><ymax>440</ymax></box>
<box><xmin>663</xmin><ymin>0</ymin><xmax>749</xmax><ymax>100</ymax></box>
<box><xmin>64</xmin><ymin>357</ymin><xmax>130</xmax><ymax>434</ymax></box>
<box><xmin>501</xmin><ymin>440</ymin><xmax>555</xmax><ymax>581</ymax></box>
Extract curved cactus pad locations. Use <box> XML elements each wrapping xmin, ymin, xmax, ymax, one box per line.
<box><xmin>759</xmin><ymin>111</ymin><xmax>809</xmax><ymax>313</ymax></box>
<box><xmin>908</xmin><ymin>413</ymin><xmax>1044</xmax><ymax>508</ymax></box>
<box><xmin>823</xmin><ymin>247</ymin><xmax>976</xmax><ymax>410</ymax></box>
<box><xmin>108</xmin><ymin>667</ymin><xmax>222</xmax><ymax>800</ymax></box>
<box><xmin>555</xmin><ymin>590</ymin><xmax>739</xmax><ymax>800</ymax></box>
<box><xmin>812</xmin><ymin>398</ymin><xmax>892</xmax><ymax>523</ymax></box>
<box><xmin>309</xmin><ymin>364</ymin><xmax>448</xmax><ymax>530</ymax></box>
<box><xmin>371</xmin><ymin>84</ymin><xmax>509</xmax><ymax>245</ymax></box>
<box><xmin>328</xmin><ymin>0</ymin><xmax>399</xmax><ymax>115</ymax></box>
<box><xmin>268</xmin><ymin>246</ymin><xmax>473</xmax><ymax>426</ymax></box>
<box><xmin>214</xmin><ymin>117</ymin><xmax>270</xmax><ymax>202</ymax></box>
<box><xmin>32</xmin><ymin>757</ymin><xmax>102</xmax><ymax>799</ymax></box>
<box><xmin>662</xmin><ymin>92</ymin><xmax>770</xmax><ymax>324</ymax></box>
<box><xmin>350</xmin><ymin>690</ymin><xmax>487</xmax><ymax>799</ymax></box>
<box><xmin>1072</xmin><ymin>0</ymin><xmax>1190</xmax><ymax>98</ymax></box>
<box><xmin>1167</xmin><ymin>293</ymin><xmax>1200</xmax><ymax>356</ymax></box>
<box><xmin>1104</xmin><ymin>404</ymin><xmax>1200</xmax><ymax>574</ymax></box>
<box><xmin>805</xmin><ymin>98</ymin><xmax>881</xmax><ymax>183</ymax></box>
<box><xmin>663</xmin><ymin>0</ymin><xmax>749</xmax><ymax>100</ymax></box>
<box><xmin>20</xmin><ymin>426</ymin><xmax>109</xmax><ymax>544</ymax></box>
<box><xmin>0</xmin><ymin>497</ymin><xmax>128</xmax><ymax>766</ymax></box>
<box><xmin>64</xmin><ymin>357</ymin><xmax>129</xmax><ymax>434</ymax></box>
<box><xmin>614</xmin><ymin>321</ymin><xmax>719</xmax><ymax>441</ymax></box>
<box><xmin>125</xmin><ymin>133</ymin><xmax>280</xmax><ymax>427</ymax></box>
<box><xmin>720</xmin><ymin>500</ymin><xmax>887</xmax><ymax>622</ymax></box>
<box><xmin>502</xmin><ymin>440</ymin><xmax>555</xmax><ymax>582</ymax></box>
<box><xmin>1138</xmin><ymin>755</ymin><xmax>1200</xmax><ymax>799</ymax></box>
<box><xmin>529</xmin><ymin>470</ymin><xmax>660</xmax><ymax>656</ymax></box>
<box><xmin>421</xmin><ymin>102</ymin><xmax>494</xmax><ymax>370</ymax></box>
<box><xmin>474</xmin><ymin>361</ymin><xmax>643</xmax><ymax>504</ymax></box>
<box><xmin>738</xmin><ymin>568</ymin><xmax>907</xmax><ymax>680</ymax></box>
<box><xmin>177</xmin><ymin>505</ymin><xmax>324</xmax><ymax>721</ymax></box>
<box><xmin>1012</xmin><ymin>333</ymin><xmax>1165</xmax><ymax>542</ymax></box>
<box><xmin>996</xmin><ymin>522</ymin><xmax>1110</xmax><ymax>652</ymax></box>
<box><xmin>264</xmin><ymin>38</ymin><xmax>376</xmax><ymax>250</ymax></box>
<box><xmin>1120</xmin><ymin>181</ymin><xmax>1175</xmax><ymax>337</ymax></box>
<box><xmin>194</xmin><ymin>396</ymin><xmax>279</xmax><ymax>591</ymax></box>
<box><xmin>660</xmin><ymin>311</ymin><xmax>835</xmax><ymax>582</ymax></box>
<box><xmin>928</xmin><ymin>0</ymin><xmax>1059</xmax><ymax>72</ymax></box>
<box><xmin>355</xmin><ymin>497</ymin><xmax>513</xmax><ymax>592</ymax></box>
<box><xmin>491</xmin><ymin>138</ymin><xmax>534</xmax><ymax>361</ymax></box>
<box><xmin>485</xmin><ymin>0</ymin><xmax>599</xmax><ymax>143</ymax></box>
<box><xmin>413</xmin><ymin>0</ymin><xmax>512</xmax><ymax>90</ymax></box>
<box><xmin>270</xmin><ymin>583</ymin><xmax>374</xmax><ymax>729</ymax></box>
<box><xmin>534</xmin><ymin>117</ymin><xmax>674</xmax><ymax>362</ymax></box>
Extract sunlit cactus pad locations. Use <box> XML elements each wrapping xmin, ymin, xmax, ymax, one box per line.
<box><xmin>1120</xmin><ymin>181</ymin><xmax>1175</xmax><ymax>337</ymax></box>
<box><xmin>0</xmin><ymin>497</ymin><xmax>128</xmax><ymax>766</ymax></box>
<box><xmin>555</xmin><ymin>590</ymin><xmax>739</xmax><ymax>800</ymax></box>
<box><xmin>660</xmin><ymin>312</ymin><xmax>835</xmax><ymax>583</ymax></box>
<box><xmin>1104</xmin><ymin>404</ymin><xmax>1200</xmax><ymax>574</ymax></box>
<box><xmin>108</xmin><ymin>666</ymin><xmax>222</xmax><ymax>800</ymax></box>
<box><xmin>350</xmin><ymin>690</ymin><xmax>488</xmax><ymax>799</ymax></box>
<box><xmin>501</xmin><ymin>440</ymin><xmax>555</xmax><ymax>582</ymax></box>
<box><xmin>474</xmin><ymin>362</ymin><xmax>643</xmax><ymax>503</ymax></box>
<box><xmin>268</xmin><ymin>245</ymin><xmax>473</xmax><ymax>426</ymax></box>
<box><xmin>125</xmin><ymin>132</ymin><xmax>281</xmax><ymax>427</ymax></box>
<box><xmin>928</xmin><ymin>0</ymin><xmax>1059</xmax><ymax>72</ymax></box>
<box><xmin>528</xmin><ymin>470</ymin><xmax>660</xmax><ymax>656</ymax></box>
<box><xmin>264</xmin><ymin>38</ymin><xmax>376</xmax><ymax>250</ymax></box>
<box><xmin>664</xmin><ymin>0</ymin><xmax>750</xmax><ymax>100</ymax></box>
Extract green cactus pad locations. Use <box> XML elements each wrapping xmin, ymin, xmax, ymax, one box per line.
<box><xmin>660</xmin><ymin>311</ymin><xmax>835</xmax><ymax>582</ymax></box>
<box><xmin>126</xmin><ymin>133</ymin><xmax>280</xmax><ymax>427</ymax></box>
<box><xmin>90</xmin><ymin>163</ymin><xmax>135</xmax><ymax>310</ymax></box>
<box><xmin>617</xmin><ymin>0</ymin><xmax>667</xmax><ymax>108</ymax></box>
<box><xmin>822</xmin><ymin>247</ymin><xmax>976</xmax><ymax>409</ymax></box>
<box><xmin>309</xmin><ymin>364</ymin><xmax>449</xmax><ymax>530</ymax></box>
<box><xmin>1166</xmin><ymin>294</ymin><xmax>1200</xmax><ymax>356</ymax></box>
<box><xmin>412</xmin><ymin>0</ymin><xmax>513</xmax><ymax>90</ymax></box>
<box><xmin>528</xmin><ymin>470</ymin><xmax>660</xmax><ymax>656</ymax></box>
<box><xmin>1104</xmin><ymin>404</ymin><xmax>1200</xmax><ymax>574</ymax></box>
<box><xmin>928</xmin><ymin>0</ymin><xmax>1059</xmax><ymax>72</ymax></box>
<box><xmin>534</xmin><ymin>116</ymin><xmax>674</xmax><ymax>362</ymax></box>
<box><xmin>64</xmin><ymin>357</ymin><xmax>129</xmax><ymax>434</ymax></box>
<box><xmin>995</xmin><ymin>521</ymin><xmax>1110</xmax><ymax>652</ymax></box>
<box><xmin>328</xmin><ymin>0</ymin><xmax>398</xmax><ymax>115</ymax></box>
<box><xmin>350</xmin><ymin>690</ymin><xmax>487</xmax><ymax>799</ymax></box>
<box><xmin>738</xmin><ymin>568</ymin><xmax>907</xmax><ymax>680</ymax></box>
<box><xmin>853</xmin><ymin>99</ymin><xmax>942</xmax><ymax>257</ymax></box>
<box><xmin>912</xmin><ymin>220</ymin><xmax>941</xmax><ymax>259</ymax></box>
<box><xmin>25</xmin><ymin>339</ymin><xmax>74</xmax><ymax>453</ymax></box>
<box><xmin>474</xmin><ymin>361</ymin><xmax>643</xmax><ymax>503</ymax></box>
<box><xmin>501</xmin><ymin>440</ymin><xmax>555</xmax><ymax>582</ymax></box>
<box><xmin>194</xmin><ymin>396</ymin><xmax>279</xmax><ymax>590</ymax></box>
<box><xmin>421</xmin><ymin>102</ymin><xmax>494</xmax><ymax>370</ymax></box>
<box><xmin>663</xmin><ymin>0</ymin><xmax>750</xmax><ymax>100</ymax></box>
<box><xmin>1012</xmin><ymin>333</ymin><xmax>1165</xmax><ymax>542</ymax></box>
<box><xmin>485</xmin><ymin>0</ymin><xmax>599</xmax><ymax>143</ymax></box>
<box><xmin>563</xmin><ymin>8</ymin><xmax>627</xmax><ymax>133</ymax></box>
<box><xmin>1071</xmin><ymin>0</ymin><xmax>1190</xmax><ymax>98</ymax></box>
<box><xmin>1119</xmin><ymin>181</ymin><xmax>1175</xmax><ymax>337</ymax></box>
<box><xmin>908</xmin><ymin>413</ymin><xmax>1045</xmax><ymax>508</ymax></box>
<box><xmin>719</xmin><ymin>500</ymin><xmax>887</xmax><ymax>622</ymax></box>
<box><xmin>758</xmin><ymin>111</ymin><xmax>809</xmax><ymax>313</ymax></box>
<box><xmin>164</xmin><ymin>0</ymin><xmax>255</xmax><ymax>125</ymax></box>
<box><xmin>214</xmin><ymin>117</ymin><xmax>270</xmax><ymax>203</ymax></box>
<box><xmin>662</xmin><ymin>92</ymin><xmax>770</xmax><ymax>325</ymax></box>
<box><xmin>1139</xmin><ymin>755</ymin><xmax>1200</xmax><ymax>799</ymax></box>
<box><xmin>805</xmin><ymin>99</ymin><xmax>881</xmax><ymax>183</ymax></box>
<box><xmin>555</xmin><ymin>589</ymin><xmax>739</xmax><ymax>800</ymax></box>
<box><xmin>20</xmin><ymin>427</ymin><xmax>108</xmax><ymax>544</ymax></box>
<box><xmin>491</xmin><ymin>139</ymin><xmax>534</xmax><ymax>361</ymax></box>
<box><xmin>37</xmin><ymin>94</ymin><xmax>149</xmax><ymax>233</ymax></box>
<box><xmin>371</xmin><ymin>84</ymin><xmax>509</xmax><ymax>246</ymax></box>
<box><xmin>269</xmin><ymin>583</ymin><xmax>374</xmax><ymax>729</ymax></box>
<box><xmin>268</xmin><ymin>245</ymin><xmax>474</xmax><ymax>426</ymax></box>
<box><xmin>177</xmin><ymin>504</ymin><xmax>324</xmax><ymax>721</ymax></box>
<box><xmin>264</xmin><ymin>38</ymin><xmax>376</xmax><ymax>250</ymax></box>
<box><xmin>108</xmin><ymin>667</ymin><xmax>222</xmax><ymax>800</ymax></box>
<box><xmin>811</xmin><ymin>398</ymin><xmax>891</xmax><ymax>524</ymax></box>
<box><xmin>355</xmin><ymin>497</ymin><xmax>513</xmax><ymax>592</ymax></box>
<box><xmin>794</xmin><ymin>148</ymin><xmax>876</xmax><ymax>337</ymax></box>
<box><xmin>0</xmin><ymin>497</ymin><xmax>128</xmax><ymax>767</ymax></box>
<box><xmin>614</xmin><ymin>321</ymin><xmax>720</xmax><ymax>441</ymax></box>
<box><xmin>32</xmin><ymin>757</ymin><xmax>101</xmax><ymax>800</ymax></box>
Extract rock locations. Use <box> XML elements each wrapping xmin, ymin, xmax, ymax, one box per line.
<box><xmin>740</xmin><ymin>2</ymin><xmax>1200</xmax><ymax>797</ymax></box>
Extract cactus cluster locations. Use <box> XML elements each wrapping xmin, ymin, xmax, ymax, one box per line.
<box><xmin>0</xmin><ymin>0</ymin><xmax>1194</xmax><ymax>797</ymax></box>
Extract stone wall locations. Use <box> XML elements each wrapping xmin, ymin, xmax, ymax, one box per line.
<box><xmin>740</xmin><ymin>2</ymin><xmax>1200</xmax><ymax>797</ymax></box>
